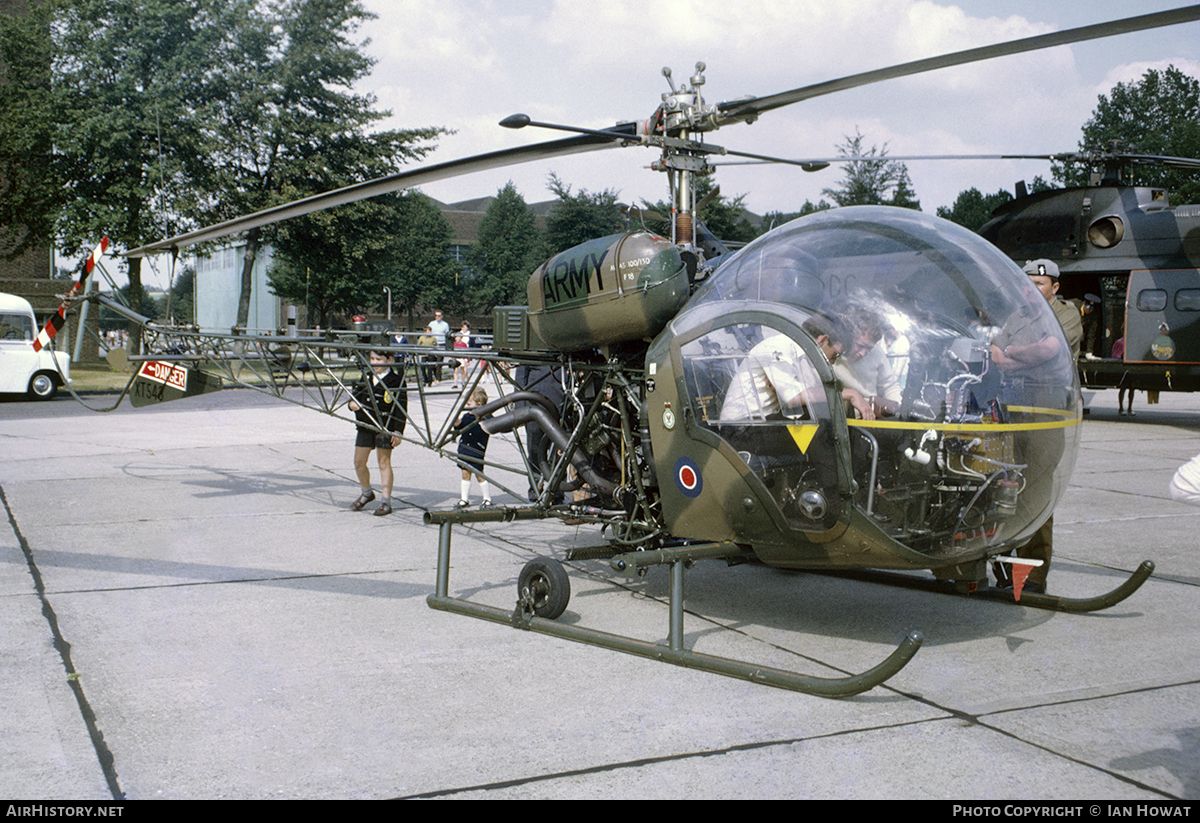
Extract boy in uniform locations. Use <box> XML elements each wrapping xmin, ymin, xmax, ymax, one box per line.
<box><xmin>454</xmin><ymin>387</ymin><xmax>493</xmax><ymax>509</ymax></box>
<box><xmin>348</xmin><ymin>350</ymin><xmax>407</xmax><ymax>516</ymax></box>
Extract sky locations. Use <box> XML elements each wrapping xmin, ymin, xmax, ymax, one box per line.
<box><xmin>352</xmin><ymin>0</ymin><xmax>1200</xmax><ymax>217</ymax></box>
<box><xmin>128</xmin><ymin>0</ymin><xmax>1200</xmax><ymax>289</ymax></box>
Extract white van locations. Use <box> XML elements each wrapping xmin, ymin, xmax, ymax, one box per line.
<box><xmin>0</xmin><ymin>292</ymin><xmax>71</xmax><ymax>399</ymax></box>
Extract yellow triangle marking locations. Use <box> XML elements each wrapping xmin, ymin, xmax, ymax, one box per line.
<box><xmin>787</xmin><ymin>424</ymin><xmax>819</xmax><ymax>454</ymax></box>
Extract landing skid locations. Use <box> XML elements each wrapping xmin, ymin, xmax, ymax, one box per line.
<box><xmin>816</xmin><ymin>560</ymin><xmax>1155</xmax><ymax>612</ymax></box>
<box><xmin>424</xmin><ymin>510</ymin><xmax>923</xmax><ymax>698</ymax></box>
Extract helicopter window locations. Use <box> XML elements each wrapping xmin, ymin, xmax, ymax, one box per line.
<box><xmin>680</xmin><ymin>324</ymin><xmax>770</xmax><ymax>425</ymax></box>
<box><xmin>1175</xmin><ymin>289</ymin><xmax>1200</xmax><ymax>312</ymax></box>
<box><xmin>1137</xmin><ymin>289</ymin><xmax>1168</xmax><ymax>312</ymax></box>
<box><xmin>677</xmin><ymin>320</ymin><xmax>843</xmax><ymax>533</ymax></box>
<box><xmin>718</xmin><ymin>331</ymin><xmax>821</xmax><ymax>423</ymax></box>
<box><xmin>691</xmin><ymin>207</ymin><xmax>1030</xmax><ymax>343</ymax></box>
<box><xmin>679</xmin><ymin>323</ymin><xmax>828</xmax><ymax>425</ymax></box>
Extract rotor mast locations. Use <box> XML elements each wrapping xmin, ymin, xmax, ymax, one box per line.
<box><xmin>651</xmin><ymin>63</ymin><xmax>720</xmax><ymax>254</ymax></box>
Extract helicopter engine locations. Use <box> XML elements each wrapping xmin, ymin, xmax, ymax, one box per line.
<box><xmin>869</xmin><ymin>332</ymin><xmax>1026</xmax><ymax>553</ymax></box>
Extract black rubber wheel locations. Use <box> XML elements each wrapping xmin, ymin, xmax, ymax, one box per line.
<box><xmin>28</xmin><ymin>372</ymin><xmax>58</xmax><ymax>400</ymax></box>
<box><xmin>518</xmin><ymin>557</ymin><xmax>571</xmax><ymax>620</ymax></box>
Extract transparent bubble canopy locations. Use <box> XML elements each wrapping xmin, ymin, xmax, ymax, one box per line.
<box><xmin>680</xmin><ymin>206</ymin><xmax>1081</xmax><ymax>558</ymax></box>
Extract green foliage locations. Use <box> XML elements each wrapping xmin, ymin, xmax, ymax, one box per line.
<box><xmin>0</xmin><ymin>0</ymin><xmax>448</xmax><ymax>334</ymax></box>
<box><xmin>639</xmin><ymin>177</ymin><xmax>759</xmax><ymax>244</ymax></box>
<box><xmin>1028</xmin><ymin>175</ymin><xmax>1056</xmax><ymax>195</ymax></box>
<box><xmin>164</xmin><ymin>268</ymin><xmax>197</xmax><ymax>325</ymax></box>
<box><xmin>888</xmin><ymin>168</ymin><xmax>921</xmax><ymax>211</ymax></box>
<box><xmin>936</xmin><ymin>187</ymin><xmax>1014</xmax><ymax>232</ymax></box>
<box><xmin>22</xmin><ymin>0</ymin><xmax>238</xmax><ymax>254</ymax></box>
<box><xmin>0</xmin><ymin>1</ymin><xmax>58</xmax><ymax>258</ymax></box>
<box><xmin>194</xmin><ymin>0</ymin><xmax>446</xmax><ymax>327</ymax></box>
<box><xmin>268</xmin><ymin>191</ymin><xmax>458</xmax><ymax>327</ymax></box>
<box><xmin>467</xmin><ymin>183</ymin><xmax>542</xmax><ymax>310</ymax></box>
<box><xmin>760</xmin><ymin>201</ymin><xmax>833</xmax><ymax>233</ymax></box>
<box><xmin>1053</xmin><ymin>66</ymin><xmax>1200</xmax><ymax>204</ymax></box>
<box><xmin>201</xmin><ymin>0</ymin><xmax>444</xmax><ymax>221</ymax></box>
<box><xmin>542</xmin><ymin>173</ymin><xmax>626</xmax><ymax>257</ymax></box>
<box><xmin>822</xmin><ymin>129</ymin><xmax>921</xmax><ymax>210</ymax></box>
<box><xmin>384</xmin><ymin>193</ymin><xmax>462</xmax><ymax>320</ymax></box>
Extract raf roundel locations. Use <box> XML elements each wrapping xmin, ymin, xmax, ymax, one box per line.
<box><xmin>674</xmin><ymin>456</ymin><xmax>703</xmax><ymax>499</ymax></box>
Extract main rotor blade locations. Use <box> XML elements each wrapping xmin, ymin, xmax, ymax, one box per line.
<box><xmin>711</xmin><ymin>152</ymin><xmax>1077</xmax><ymax>167</ymax></box>
<box><xmin>125</xmin><ymin>132</ymin><xmax>629</xmax><ymax>257</ymax></box>
<box><xmin>712</xmin><ymin>151</ymin><xmax>1200</xmax><ymax>172</ymax></box>
<box><xmin>716</xmin><ymin>5</ymin><xmax>1200</xmax><ymax>125</ymax></box>
<box><xmin>1124</xmin><ymin>154</ymin><xmax>1200</xmax><ymax>171</ymax></box>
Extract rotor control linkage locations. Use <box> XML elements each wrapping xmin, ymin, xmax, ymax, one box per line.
<box><xmin>425</xmin><ymin>520</ymin><xmax>923</xmax><ymax>698</ymax></box>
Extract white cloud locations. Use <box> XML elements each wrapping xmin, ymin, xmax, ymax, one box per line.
<box><xmin>353</xmin><ymin>0</ymin><xmax>1200</xmax><ymax>215</ymax></box>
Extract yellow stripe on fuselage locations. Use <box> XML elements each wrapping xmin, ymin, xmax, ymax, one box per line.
<box><xmin>846</xmin><ymin>405</ymin><xmax>1080</xmax><ymax>433</ymax></box>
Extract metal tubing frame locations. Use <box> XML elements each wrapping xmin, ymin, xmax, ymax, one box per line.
<box><xmin>425</xmin><ymin>519</ymin><xmax>923</xmax><ymax>698</ymax></box>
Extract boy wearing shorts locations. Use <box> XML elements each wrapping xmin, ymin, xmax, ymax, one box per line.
<box><xmin>348</xmin><ymin>350</ymin><xmax>407</xmax><ymax>516</ymax></box>
<box><xmin>454</xmin><ymin>387</ymin><xmax>492</xmax><ymax>508</ymax></box>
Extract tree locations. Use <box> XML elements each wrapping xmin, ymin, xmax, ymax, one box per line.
<box><xmin>383</xmin><ymin>192</ymin><xmax>461</xmax><ymax>325</ymax></box>
<box><xmin>0</xmin><ymin>0</ymin><xmax>58</xmax><ymax>259</ymax></box>
<box><xmin>268</xmin><ymin>191</ymin><xmax>458</xmax><ymax>328</ymax></box>
<box><xmin>197</xmin><ymin>0</ymin><xmax>445</xmax><ymax>330</ymax></box>
<box><xmin>1</xmin><ymin>0</ymin><xmax>242</xmax><ymax>350</ymax></box>
<box><xmin>1054</xmin><ymin>65</ymin><xmax>1200</xmax><ymax>204</ymax></box>
<box><xmin>467</xmin><ymin>182</ymin><xmax>541</xmax><ymax>310</ymax></box>
<box><xmin>889</xmin><ymin>167</ymin><xmax>921</xmax><ymax>211</ymax></box>
<box><xmin>936</xmin><ymin>187</ymin><xmax>1015</xmax><ymax>232</ymax></box>
<box><xmin>0</xmin><ymin>0</ymin><xmax>447</xmax><ymax>343</ymax></box>
<box><xmin>639</xmin><ymin>177</ymin><xmax>759</xmax><ymax>244</ymax></box>
<box><xmin>760</xmin><ymin>201</ymin><xmax>834</xmax><ymax>234</ymax></box>
<box><xmin>541</xmin><ymin>173</ymin><xmax>626</xmax><ymax>257</ymax></box>
<box><xmin>164</xmin><ymin>267</ymin><xmax>197</xmax><ymax>325</ymax></box>
<box><xmin>822</xmin><ymin>129</ymin><xmax>921</xmax><ymax>210</ymax></box>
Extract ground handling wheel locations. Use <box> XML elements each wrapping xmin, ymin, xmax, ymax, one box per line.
<box><xmin>518</xmin><ymin>557</ymin><xmax>571</xmax><ymax>620</ymax></box>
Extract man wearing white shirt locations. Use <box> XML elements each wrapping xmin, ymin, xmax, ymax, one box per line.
<box><xmin>834</xmin><ymin>308</ymin><xmax>902</xmax><ymax>417</ymax></box>
<box><xmin>429</xmin><ymin>309</ymin><xmax>449</xmax><ymax>346</ymax></box>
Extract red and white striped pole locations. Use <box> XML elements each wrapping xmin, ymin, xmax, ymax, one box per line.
<box><xmin>33</xmin><ymin>235</ymin><xmax>109</xmax><ymax>352</ymax></box>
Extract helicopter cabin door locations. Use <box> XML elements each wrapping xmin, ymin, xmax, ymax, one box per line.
<box><xmin>660</xmin><ymin>310</ymin><xmax>848</xmax><ymax>543</ymax></box>
<box><xmin>1125</xmin><ymin>269</ymin><xmax>1200</xmax><ymax>365</ymax></box>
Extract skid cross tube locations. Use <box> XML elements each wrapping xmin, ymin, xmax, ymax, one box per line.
<box><xmin>424</xmin><ymin>516</ymin><xmax>923</xmax><ymax>697</ymax></box>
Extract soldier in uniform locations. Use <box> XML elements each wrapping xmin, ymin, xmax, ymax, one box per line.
<box><xmin>990</xmin><ymin>259</ymin><xmax>1082</xmax><ymax>593</ymax></box>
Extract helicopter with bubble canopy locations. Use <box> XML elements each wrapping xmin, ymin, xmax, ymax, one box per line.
<box><xmin>41</xmin><ymin>6</ymin><xmax>1200</xmax><ymax>697</ymax></box>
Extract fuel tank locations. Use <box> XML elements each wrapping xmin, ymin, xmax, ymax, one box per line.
<box><xmin>526</xmin><ymin>231</ymin><xmax>689</xmax><ymax>351</ymax></box>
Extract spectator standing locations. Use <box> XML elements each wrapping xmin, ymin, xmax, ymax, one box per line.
<box><xmin>454</xmin><ymin>387</ymin><xmax>492</xmax><ymax>509</ymax></box>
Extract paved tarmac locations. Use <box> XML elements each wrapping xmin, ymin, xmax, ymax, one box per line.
<box><xmin>2</xmin><ymin>385</ymin><xmax>1199</xmax><ymax>800</ymax></box>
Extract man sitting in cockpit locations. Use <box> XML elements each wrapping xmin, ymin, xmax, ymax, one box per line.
<box><xmin>719</xmin><ymin>314</ymin><xmax>875</xmax><ymax>422</ymax></box>
<box><xmin>833</xmin><ymin>306</ymin><xmax>903</xmax><ymax>418</ymax></box>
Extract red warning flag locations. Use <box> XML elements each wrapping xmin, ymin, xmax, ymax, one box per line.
<box><xmin>1011</xmin><ymin>562</ymin><xmax>1032</xmax><ymax>602</ymax></box>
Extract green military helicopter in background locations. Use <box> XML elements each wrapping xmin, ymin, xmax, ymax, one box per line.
<box><xmin>44</xmin><ymin>6</ymin><xmax>1200</xmax><ymax>696</ymax></box>
<box><xmin>978</xmin><ymin>148</ymin><xmax>1200</xmax><ymax>395</ymax></box>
